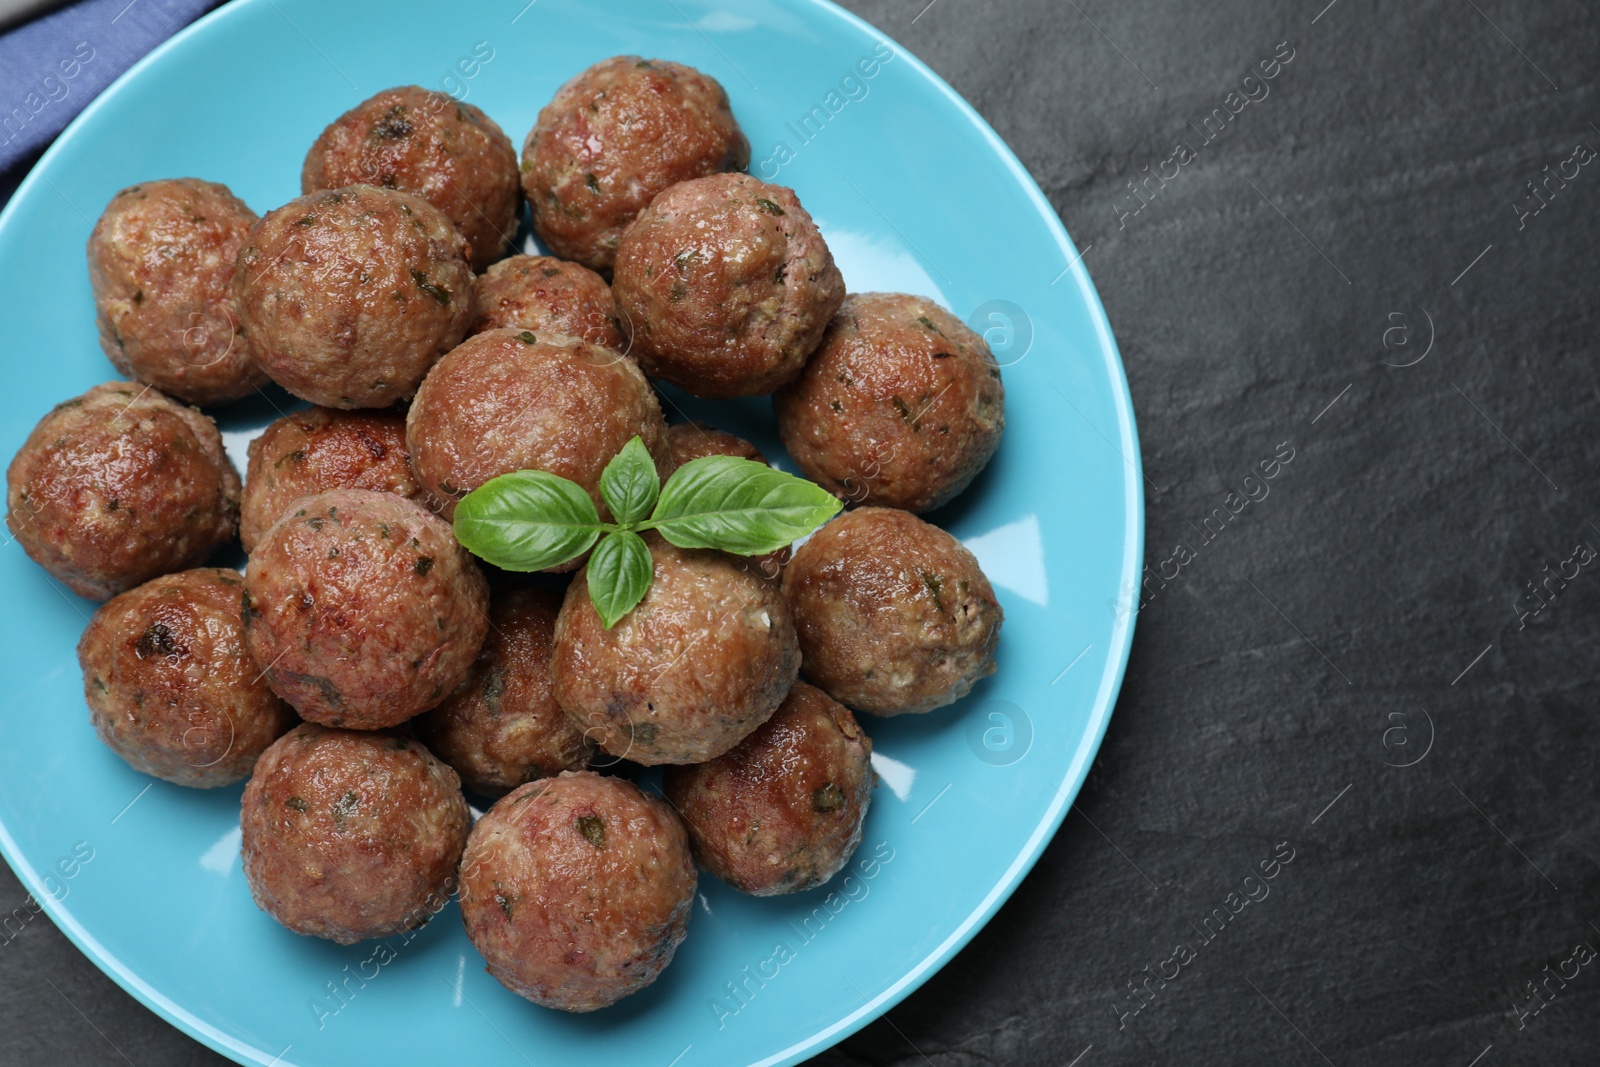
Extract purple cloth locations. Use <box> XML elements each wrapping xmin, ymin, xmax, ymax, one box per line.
<box><xmin>0</xmin><ymin>0</ymin><xmax>214</xmax><ymax>174</ymax></box>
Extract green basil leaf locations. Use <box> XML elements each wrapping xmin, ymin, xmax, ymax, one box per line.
<box><xmin>453</xmin><ymin>470</ymin><xmax>601</xmax><ymax>572</ymax></box>
<box><xmin>598</xmin><ymin>436</ymin><xmax>659</xmax><ymax>525</ymax></box>
<box><xmin>586</xmin><ymin>530</ymin><xmax>653</xmax><ymax>629</ymax></box>
<box><xmin>648</xmin><ymin>456</ymin><xmax>843</xmax><ymax>555</ymax></box>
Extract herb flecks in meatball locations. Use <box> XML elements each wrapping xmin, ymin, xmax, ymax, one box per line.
<box><xmin>775</xmin><ymin>293</ymin><xmax>1005</xmax><ymax>512</ymax></box>
<box><xmin>302</xmin><ymin>86</ymin><xmax>521</xmax><ymax>271</ymax></box>
<box><xmin>613</xmin><ymin>173</ymin><xmax>843</xmax><ymax>398</ymax></box>
<box><xmin>88</xmin><ymin>178</ymin><xmax>265</xmax><ymax>405</ymax></box>
<box><xmin>406</xmin><ymin>328</ymin><xmax>670</xmax><ymax>524</ymax></box>
<box><xmin>6</xmin><ymin>383</ymin><xmax>239</xmax><ymax>600</ymax></box>
<box><xmin>79</xmin><ymin>568</ymin><xmax>295</xmax><ymax>787</ymax></box>
<box><xmin>551</xmin><ymin>535</ymin><xmax>799</xmax><ymax>764</ymax></box>
<box><xmin>664</xmin><ymin>682</ymin><xmax>873</xmax><ymax>895</ymax></box>
<box><xmin>521</xmin><ymin>56</ymin><xmax>748</xmax><ymax>271</ymax></box>
<box><xmin>416</xmin><ymin>586</ymin><xmax>595</xmax><ymax>796</ymax></box>
<box><xmin>240</xmin><ymin>406</ymin><xmax>422</xmax><ymax>553</ymax></box>
<box><xmin>243</xmin><ymin>489</ymin><xmax>489</xmax><ymax>729</ymax></box>
<box><xmin>470</xmin><ymin>254</ymin><xmax>625</xmax><ymax>350</ymax></box>
<box><xmin>233</xmin><ymin>184</ymin><xmax>474</xmax><ymax>409</ymax></box>
<box><xmin>782</xmin><ymin>507</ymin><xmax>1002</xmax><ymax>715</ymax></box>
<box><xmin>458</xmin><ymin>771</ymin><xmax>695</xmax><ymax>1011</ymax></box>
<box><xmin>241</xmin><ymin>724</ymin><xmax>470</xmax><ymax>944</ymax></box>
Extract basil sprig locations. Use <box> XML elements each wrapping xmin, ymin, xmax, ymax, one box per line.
<box><xmin>453</xmin><ymin>437</ymin><xmax>842</xmax><ymax>628</ymax></box>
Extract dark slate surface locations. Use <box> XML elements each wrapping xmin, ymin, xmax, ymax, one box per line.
<box><xmin>3</xmin><ymin>0</ymin><xmax>1598</xmax><ymax>1064</ymax></box>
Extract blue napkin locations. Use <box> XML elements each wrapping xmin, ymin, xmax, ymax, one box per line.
<box><xmin>0</xmin><ymin>0</ymin><xmax>215</xmax><ymax>175</ymax></box>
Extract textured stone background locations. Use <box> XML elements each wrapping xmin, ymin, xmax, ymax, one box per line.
<box><xmin>3</xmin><ymin>0</ymin><xmax>1597</xmax><ymax>1064</ymax></box>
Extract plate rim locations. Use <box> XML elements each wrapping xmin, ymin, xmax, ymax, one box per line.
<box><xmin>0</xmin><ymin>1</ymin><xmax>1145</xmax><ymax>1064</ymax></box>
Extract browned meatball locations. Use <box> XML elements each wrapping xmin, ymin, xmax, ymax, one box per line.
<box><xmin>775</xmin><ymin>293</ymin><xmax>1005</xmax><ymax>513</ymax></box>
<box><xmin>458</xmin><ymin>771</ymin><xmax>695</xmax><ymax>1011</ymax></box>
<box><xmin>613</xmin><ymin>173</ymin><xmax>843</xmax><ymax>399</ymax></box>
<box><xmin>233</xmin><ymin>185</ymin><xmax>474</xmax><ymax>409</ymax></box>
<box><xmin>782</xmin><ymin>507</ymin><xmax>1002</xmax><ymax>716</ymax></box>
<box><xmin>302</xmin><ymin>86</ymin><xmax>520</xmax><ymax>271</ymax></box>
<box><xmin>551</xmin><ymin>535</ymin><xmax>799</xmax><ymax>765</ymax></box>
<box><xmin>6</xmin><ymin>383</ymin><xmax>239</xmax><ymax>601</ymax></box>
<box><xmin>87</xmin><ymin>179</ymin><xmax>265</xmax><ymax>406</ymax></box>
<box><xmin>77</xmin><ymin>568</ymin><xmax>295</xmax><ymax>787</ymax></box>
<box><xmin>470</xmin><ymin>255</ymin><xmax>625</xmax><ymax>350</ymax></box>
<box><xmin>664</xmin><ymin>422</ymin><xmax>789</xmax><ymax>582</ymax></box>
<box><xmin>664</xmin><ymin>682</ymin><xmax>872</xmax><ymax>895</ymax></box>
<box><xmin>522</xmin><ymin>56</ymin><xmax>749</xmax><ymax>271</ymax></box>
<box><xmin>242</xmin><ymin>489</ymin><xmax>489</xmax><ymax>729</ymax></box>
<box><xmin>241</xmin><ymin>724</ymin><xmax>470</xmax><ymax>944</ymax></box>
<box><xmin>415</xmin><ymin>587</ymin><xmax>594</xmax><ymax>796</ymax></box>
<box><xmin>406</xmin><ymin>329</ymin><xmax>670</xmax><ymax>521</ymax></box>
<box><xmin>664</xmin><ymin>421</ymin><xmax>765</xmax><ymax>469</ymax></box>
<box><xmin>240</xmin><ymin>407</ymin><xmax>421</xmax><ymax>553</ymax></box>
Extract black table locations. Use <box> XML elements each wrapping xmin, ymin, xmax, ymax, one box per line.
<box><xmin>4</xmin><ymin>0</ymin><xmax>1597</xmax><ymax>1064</ymax></box>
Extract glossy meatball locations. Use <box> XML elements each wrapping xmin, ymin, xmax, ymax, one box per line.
<box><xmin>6</xmin><ymin>383</ymin><xmax>239</xmax><ymax>601</ymax></box>
<box><xmin>415</xmin><ymin>587</ymin><xmax>594</xmax><ymax>797</ymax></box>
<box><xmin>77</xmin><ymin>568</ymin><xmax>295</xmax><ymax>787</ymax></box>
<box><xmin>775</xmin><ymin>293</ymin><xmax>1005</xmax><ymax>512</ymax></box>
<box><xmin>302</xmin><ymin>86</ymin><xmax>520</xmax><ymax>271</ymax></box>
<box><xmin>552</xmin><ymin>535</ymin><xmax>799</xmax><ymax>765</ymax></box>
<box><xmin>522</xmin><ymin>56</ymin><xmax>749</xmax><ymax>271</ymax></box>
<box><xmin>233</xmin><ymin>185</ymin><xmax>474</xmax><ymax>409</ymax></box>
<box><xmin>87</xmin><ymin>179</ymin><xmax>265</xmax><ymax>405</ymax></box>
<box><xmin>242</xmin><ymin>489</ymin><xmax>489</xmax><ymax>729</ymax></box>
<box><xmin>782</xmin><ymin>507</ymin><xmax>1002</xmax><ymax>716</ymax></box>
<box><xmin>406</xmin><ymin>329</ymin><xmax>670</xmax><ymax>521</ymax></box>
<box><xmin>458</xmin><ymin>771</ymin><xmax>695</xmax><ymax>1011</ymax></box>
<box><xmin>664</xmin><ymin>422</ymin><xmax>789</xmax><ymax>582</ymax></box>
<box><xmin>470</xmin><ymin>255</ymin><xmax>625</xmax><ymax>350</ymax></box>
<box><xmin>240</xmin><ymin>407</ymin><xmax>421</xmax><ymax>553</ymax></box>
<box><xmin>241</xmin><ymin>724</ymin><xmax>470</xmax><ymax>944</ymax></box>
<box><xmin>664</xmin><ymin>682</ymin><xmax>872</xmax><ymax>896</ymax></box>
<box><xmin>613</xmin><ymin>173</ymin><xmax>843</xmax><ymax>399</ymax></box>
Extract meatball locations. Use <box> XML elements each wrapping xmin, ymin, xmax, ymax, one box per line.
<box><xmin>664</xmin><ymin>682</ymin><xmax>872</xmax><ymax>896</ymax></box>
<box><xmin>240</xmin><ymin>407</ymin><xmax>421</xmax><ymax>553</ymax></box>
<box><xmin>664</xmin><ymin>422</ymin><xmax>789</xmax><ymax>582</ymax></box>
<box><xmin>406</xmin><ymin>329</ymin><xmax>670</xmax><ymax>521</ymax></box>
<box><xmin>6</xmin><ymin>383</ymin><xmax>239</xmax><ymax>601</ymax></box>
<box><xmin>77</xmin><ymin>568</ymin><xmax>295</xmax><ymax>787</ymax></box>
<box><xmin>87</xmin><ymin>179</ymin><xmax>265</xmax><ymax>406</ymax></box>
<box><xmin>470</xmin><ymin>255</ymin><xmax>625</xmax><ymax>350</ymax></box>
<box><xmin>242</xmin><ymin>489</ymin><xmax>489</xmax><ymax>729</ymax></box>
<box><xmin>782</xmin><ymin>507</ymin><xmax>1002</xmax><ymax>716</ymax></box>
<box><xmin>415</xmin><ymin>586</ymin><xmax>594</xmax><ymax>797</ymax></box>
<box><xmin>241</xmin><ymin>724</ymin><xmax>470</xmax><ymax>944</ymax></box>
<box><xmin>774</xmin><ymin>293</ymin><xmax>1005</xmax><ymax>512</ymax></box>
<box><xmin>552</xmin><ymin>535</ymin><xmax>799</xmax><ymax>765</ymax></box>
<box><xmin>521</xmin><ymin>56</ymin><xmax>749</xmax><ymax>271</ymax></box>
<box><xmin>612</xmin><ymin>173</ymin><xmax>843</xmax><ymax>399</ymax></box>
<box><xmin>302</xmin><ymin>86</ymin><xmax>520</xmax><ymax>271</ymax></box>
<box><xmin>458</xmin><ymin>771</ymin><xmax>695</xmax><ymax>1012</ymax></box>
<box><xmin>664</xmin><ymin>421</ymin><xmax>766</xmax><ymax>469</ymax></box>
<box><xmin>233</xmin><ymin>185</ymin><xmax>474</xmax><ymax>409</ymax></box>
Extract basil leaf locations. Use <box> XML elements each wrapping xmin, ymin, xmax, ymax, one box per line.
<box><xmin>586</xmin><ymin>531</ymin><xmax>653</xmax><ymax>629</ymax></box>
<box><xmin>598</xmin><ymin>436</ymin><xmax>659</xmax><ymax>525</ymax></box>
<box><xmin>648</xmin><ymin>456</ymin><xmax>843</xmax><ymax>555</ymax></box>
<box><xmin>453</xmin><ymin>470</ymin><xmax>601</xmax><ymax>572</ymax></box>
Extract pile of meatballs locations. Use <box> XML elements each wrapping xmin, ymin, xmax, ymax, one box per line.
<box><xmin>6</xmin><ymin>57</ymin><xmax>1007</xmax><ymax>1013</ymax></box>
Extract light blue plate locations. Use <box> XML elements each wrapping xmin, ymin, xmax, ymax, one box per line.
<box><xmin>0</xmin><ymin>1</ymin><xmax>1141</xmax><ymax>1064</ymax></box>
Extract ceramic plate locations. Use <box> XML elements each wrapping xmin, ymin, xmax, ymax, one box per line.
<box><xmin>0</xmin><ymin>1</ymin><xmax>1141</xmax><ymax>1063</ymax></box>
